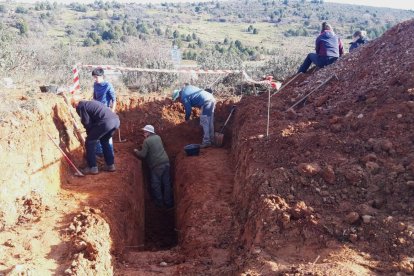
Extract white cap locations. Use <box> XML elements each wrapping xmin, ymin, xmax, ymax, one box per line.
<box><xmin>142</xmin><ymin>125</ymin><xmax>155</xmax><ymax>134</ymax></box>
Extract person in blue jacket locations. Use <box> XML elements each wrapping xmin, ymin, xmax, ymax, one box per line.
<box><xmin>71</xmin><ymin>96</ymin><xmax>120</xmax><ymax>175</ymax></box>
<box><xmin>91</xmin><ymin>68</ymin><xmax>116</xmax><ymax>157</ymax></box>
<box><xmin>172</xmin><ymin>84</ymin><xmax>216</xmax><ymax>147</ymax></box>
<box><xmin>349</xmin><ymin>30</ymin><xmax>368</xmax><ymax>52</ymax></box>
<box><xmin>298</xmin><ymin>22</ymin><xmax>344</xmax><ymax>73</ymax></box>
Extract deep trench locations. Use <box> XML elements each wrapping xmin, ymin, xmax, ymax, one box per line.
<box><xmin>141</xmin><ymin>161</ymin><xmax>177</xmax><ymax>250</ymax></box>
<box><xmin>116</xmin><ymin>100</ymin><xmax>235</xmax><ymax>254</ymax></box>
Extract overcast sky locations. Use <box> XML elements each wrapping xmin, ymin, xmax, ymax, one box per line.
<box><xmin>4</xmin><ymin>0</ymin><xmax>414</xmax><ymax>11</ymax></box>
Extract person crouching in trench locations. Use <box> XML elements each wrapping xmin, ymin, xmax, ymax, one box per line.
<box><xmin>71</xmin><ymin>95</ymin><xmax>120</xmax><ymax>175</ymax></box>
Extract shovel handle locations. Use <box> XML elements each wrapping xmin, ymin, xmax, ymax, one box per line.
<box><xmin>47</xmin><ymin>133</ymin><xmax>84</xmax><ymax>177</ymax></box>
<box><xmin>219</xmin><ymin>105</ymin><xmax>236</xmax><ymax>133</ymax></box>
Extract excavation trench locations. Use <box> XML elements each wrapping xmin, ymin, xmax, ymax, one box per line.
<box><xmin>0</xmin><ymin>94</ymin><xmax>239</xmax><ymax>275</ymax></box>
<box><xmin>110</xmin><ymin>96</ymin><xmax>239</xmax><ymax>274</ymax></box>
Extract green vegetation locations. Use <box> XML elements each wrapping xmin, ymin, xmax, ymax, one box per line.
<box><xmin>0</xmin><ymin>0</ymin><xmax>412</xmax><ymax>91</ymax></box>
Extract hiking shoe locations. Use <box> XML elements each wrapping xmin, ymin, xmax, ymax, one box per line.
<box><xmin>82</xmin><ymin>166</ymin><xmax>99</xmax><ymax>175</ymax></box>
<box><xmin>104</xmin><ymin>164</ymin><xmax>116</xmax><ymax>172</ymax></box>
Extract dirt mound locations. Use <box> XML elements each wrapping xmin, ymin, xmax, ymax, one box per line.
<box><xmin>231</xmin><ymin>18</ymin><xmax>414</xmax><ymax>274</ymax></box>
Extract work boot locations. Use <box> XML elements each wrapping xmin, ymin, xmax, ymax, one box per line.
<box><xmin>82</xmin><ymin>166</ymin><xmax>99</xmax><ymax>175</ymax></box>
<box><xmin>104</xmin><ymin>164</ymin><xmax>116</xmax><ymax>172</ymax></box>
<box><xmin>200</xmin><ymin>143</ymin><xmax>211</xmax><ymax>149</ymax></box>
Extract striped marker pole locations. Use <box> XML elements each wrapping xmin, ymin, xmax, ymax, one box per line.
<box><xmin>70</xmin><ymin>65</ymin><xmax>81</xmax><ymax>94</ymax></box>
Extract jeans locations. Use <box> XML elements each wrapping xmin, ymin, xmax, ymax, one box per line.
<box><xmin>86</xmin><ymin>118</ymin><xmax>120</xmax><ymax>168</ymax></box>
<box><xmin>96</xmin><ymin>138</ymin><xmax>113</xmax><ymax>156</ymax></box>
<box><xmin>298</xmin><ymin>53</ymin><xmax>338</xmax><ymax>73</ymax></box>
<box><xmin>200</xmin><ymin>99</ymin><xmax>216</xmax><ymax>145</ymax></box>
<box><xmin>150</xmin><ymin>163</ymin><xmax>174</xmax><ymax>208</ymax></box>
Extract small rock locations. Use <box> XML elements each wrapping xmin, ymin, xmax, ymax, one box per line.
<box><xmin>357</xmin><ymin>114</ymin><xmax>364</xmax><ymax>119</ymax></box>
<box><xmin>365</xmin><ymin>161</ymin><xmax>380</xmax><ymax>174</ymax></box>
<box><xmin>397</xmin><ymin>114</ymin><xmax>402</xmax><ymax>118</ymax></box>
<box><xmin>64</xmin><ymin>268</ymin><xmax>73</xmax><ymax>275</ymax></box>
<box><xmin>397</xmin><ymin>222</ymin><xmax>407</xmax><ymax>231</ymax></box>
<box><xmin>159</xmin><ymin>261</ymin><xmax>168</xmax><ymax>267</ymax></box>
<box><xmin>362</xmin><ymin>215</ymin><xmax>373</xmax><ymax>223</ymax></box>
<box><xmin>297</xmin><ymin>163</ymin><xmax>321</xmax><ymax>176</ymax></box>
<box><xmin>407</xmin><ymin>181</ymin><xmax>414</xmax><ymax>187</ymax></box>
<box><xmin>321</xmin><ymin>165</ymin><xmax>335</xmax><ymax>184</ymax></box>
<box><xmin>345</xmin><ymin>212</ymin><xmax>360</xmax><ymax>224</ymax></box>
<box><xmin>4</xmin><ymin>239</ymin><xmax>14</xmax><ymax>247</ymax></box>
<box><xmin>349</xmin><ymin>233</ymin><xmax>358</xmax><ymax>243</ymax></box>
<box><xmin>253</xmin><ymin>248</ymin><xmax>262</xmax><ymax>254</ymax></box>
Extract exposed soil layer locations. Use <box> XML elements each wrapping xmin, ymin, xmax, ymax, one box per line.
<box><xmin>1</xmin><ymin>18</ymin><xmax>414</xmax><ymax>276</ymax></box>
<box><xmin>231</xmin><ymin>19</ymin><xmax>414</xmax><ymax>274</ymax></box>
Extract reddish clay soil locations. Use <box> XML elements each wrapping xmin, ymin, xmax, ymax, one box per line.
<box><xmin>1</xmin><ymin>18</ymin><xmax>414</xmax><ymax>276</ymax></box>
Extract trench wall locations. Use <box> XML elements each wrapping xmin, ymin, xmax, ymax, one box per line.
<box><xmin>0</xmin><ymin>94</ymin><xmax>81</xmax><ymax>229</ymax></box>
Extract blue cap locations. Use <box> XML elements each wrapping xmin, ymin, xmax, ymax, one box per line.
<box><xmin>172</xmin><ymin>89</ymin><xmax>180</xmax><ymax>101</ymax></box>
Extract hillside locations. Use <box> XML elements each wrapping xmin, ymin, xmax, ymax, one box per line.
<box><xmin>0</xmin><ymin>0</ymin><xmax>413</xmax><ymax>90</ymax></box>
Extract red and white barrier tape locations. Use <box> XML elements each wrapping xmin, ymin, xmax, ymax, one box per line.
<box><xmin>70</xmin><ymin>64</ymin><xmax>281</xmax><ymax>94</ymax></box>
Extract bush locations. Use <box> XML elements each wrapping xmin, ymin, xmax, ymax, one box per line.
<box><xmin>15</xmin><ymin>6</ymin><xmax>28</xmax><ymax>14</ymax></box>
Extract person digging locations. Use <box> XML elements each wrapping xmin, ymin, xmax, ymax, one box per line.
<box><xmin>172</xmin><ymin>83</ymin><xmax>216</xmax><ymax>148</ymax></box>
<box><xmin>71</xmin><ymin>95</ymin><xmax>120</xmax><ymax>175</ymax></box>
<box><xmin>134</xmin><ymin>125</ymin><xmax>174</xmax><ymax>209</ymax></box>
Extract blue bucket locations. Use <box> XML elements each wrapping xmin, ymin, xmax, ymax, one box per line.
<box><xmin>184</xmin><ymin>144</ymin><xmax>200</xmax><ymax>156</ymax></box>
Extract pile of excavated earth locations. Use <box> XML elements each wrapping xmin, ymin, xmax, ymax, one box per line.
<box><xmin>0</xmin><ymin>18</ymin><xmax>413</xmax><ymax>275</ymax></box>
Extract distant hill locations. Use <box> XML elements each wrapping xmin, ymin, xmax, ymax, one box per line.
<box><xmin>0</xmin><ymin>0</ymin><xmax>413</xmax><ymax>89</ymax></box>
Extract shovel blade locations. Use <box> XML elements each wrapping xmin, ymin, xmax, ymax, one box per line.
<box><xmin>214</xmin><ymin>132</ymin><xmax>224</xmax><ymax>147</ymax></box>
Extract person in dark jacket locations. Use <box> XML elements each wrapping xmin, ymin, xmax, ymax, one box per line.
<box><xmin>349</xmin><ymin>30</ymin><xmax>368</xmax><ymax>52</ymax></box>
<box><xmin>134</xmin><ymin>125</ymin><xmax>173</xmax><ymax>208</ymax></box>
<box><xmin>172</xmin><ymin>84</ymin><xmax>216</xmax><ymax>147</ymax></box>
<box><xmin>298</xmin><ymin>22</ymin><xmax>344</xmax><ymax>73</ymax></box>
<box><xmin>71</xmin><ymin>96</ymin><xmax>120</xmax><ymax>175</ymax></box>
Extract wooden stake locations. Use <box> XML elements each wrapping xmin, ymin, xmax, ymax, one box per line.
<box><xmin>287</xmin><ymin>74</ymin><xmax>338</xmax><ymax>111</ymax></box>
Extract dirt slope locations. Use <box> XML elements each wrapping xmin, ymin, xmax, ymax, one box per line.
<box><xmin>231</xmin><ymin>18</ymin><xmax>414</xmax><ymax>274</ymax></box>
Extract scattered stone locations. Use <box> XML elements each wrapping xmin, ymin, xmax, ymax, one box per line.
<box><xmin>349</xmin><ymin>233</ymin><xmax>358</xmax><ymax>243</ymax></box>
<box><xmin>357</xmin><ymin>114</ymin><xmax>364</xmax><ymax>119</ymax></box>
<box><xmin>357</xmin><ymin>204</ymin><xmax>378</xmax><ymax>216</ymax></box>
<box><xmin>345</xmin><ymin>212</ymin><xmax>360</xmax><ymax>224</ymax></box>
<box><xmin>365</xmin><ymin>161</ymin><xmax>380</xmax><ymax>174</ymax></box>
<box><xmin>362</xmin><ymin>215</ymin><xmax>373</xmax><ymax>223</ymax></box>
<box><xmin>407</xmin><ymin>181</ymin><xmax>414</xmax><ymax>187</ymax></box>
<box><xmin>4</xmin><ymin>239</ymin><xmax>14</xmax><ymax>247</ymax></box>
<box><xmin>297</xmin><ymin>163</ymin><xmax>321</xmax><ymax>176</ymax></box>
<box><xmin>397</xmin><ymin>222</ymin><xmax>407</xmax><ymax>231</ymax></box>
<box><xmin>159</xmin><ymin>261</ymin><xmax>168</xmax><ymax>267</ymax></box>
<box><xmin>321</xmin><ymin>165</ymin><xmax>335</xmax><ymax>184</ymax></box>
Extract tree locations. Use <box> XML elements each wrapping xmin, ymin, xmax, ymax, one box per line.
<box><xmin>253</xmin><ymin>28</ymin><xmax>259</xmax><ymax>34</ymax></box>
<box><xmin>173</xmin><ymin>30</ymin><xmax>180</xmax><ymax>39</ymax></box>
<box><xmin>16</xmin><ymin>19</ymin><xmax>29</xmax><ymax>36</ymax></box>
<box><xmin>83</xmin><ymin>38</ymin><xmax>94</xmax><ymax>47</ymax></box>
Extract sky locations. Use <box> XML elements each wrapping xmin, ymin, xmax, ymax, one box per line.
<box><xmin>325</xmin><ymin>0</ymin><xmax>414</xmax><ymax>10</ymax></box>
<box><xmin>5</xmin><ymin>0</ymin><xmax>414</xmax><ymax>11</ymax></box>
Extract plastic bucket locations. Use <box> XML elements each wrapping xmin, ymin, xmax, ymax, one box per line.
<box><xmin>184</xmin><ymin>144</ymin><xmax>200</xmax><ymax>156</ymax></box>
<box><xmin>39</xmin><ymin>85</ymin><xmax>58</xmax><ymax>93</ymax></box>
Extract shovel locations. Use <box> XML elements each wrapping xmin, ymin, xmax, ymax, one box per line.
<box><xmin>115</xmin><ymin>128</ymin><xmax>127</xmax><ymax>143</ymax></box>
<box><xmin>214</xmin><ymin>105</ymin><xmax>236</xmax><ymax>147</ymax></box>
